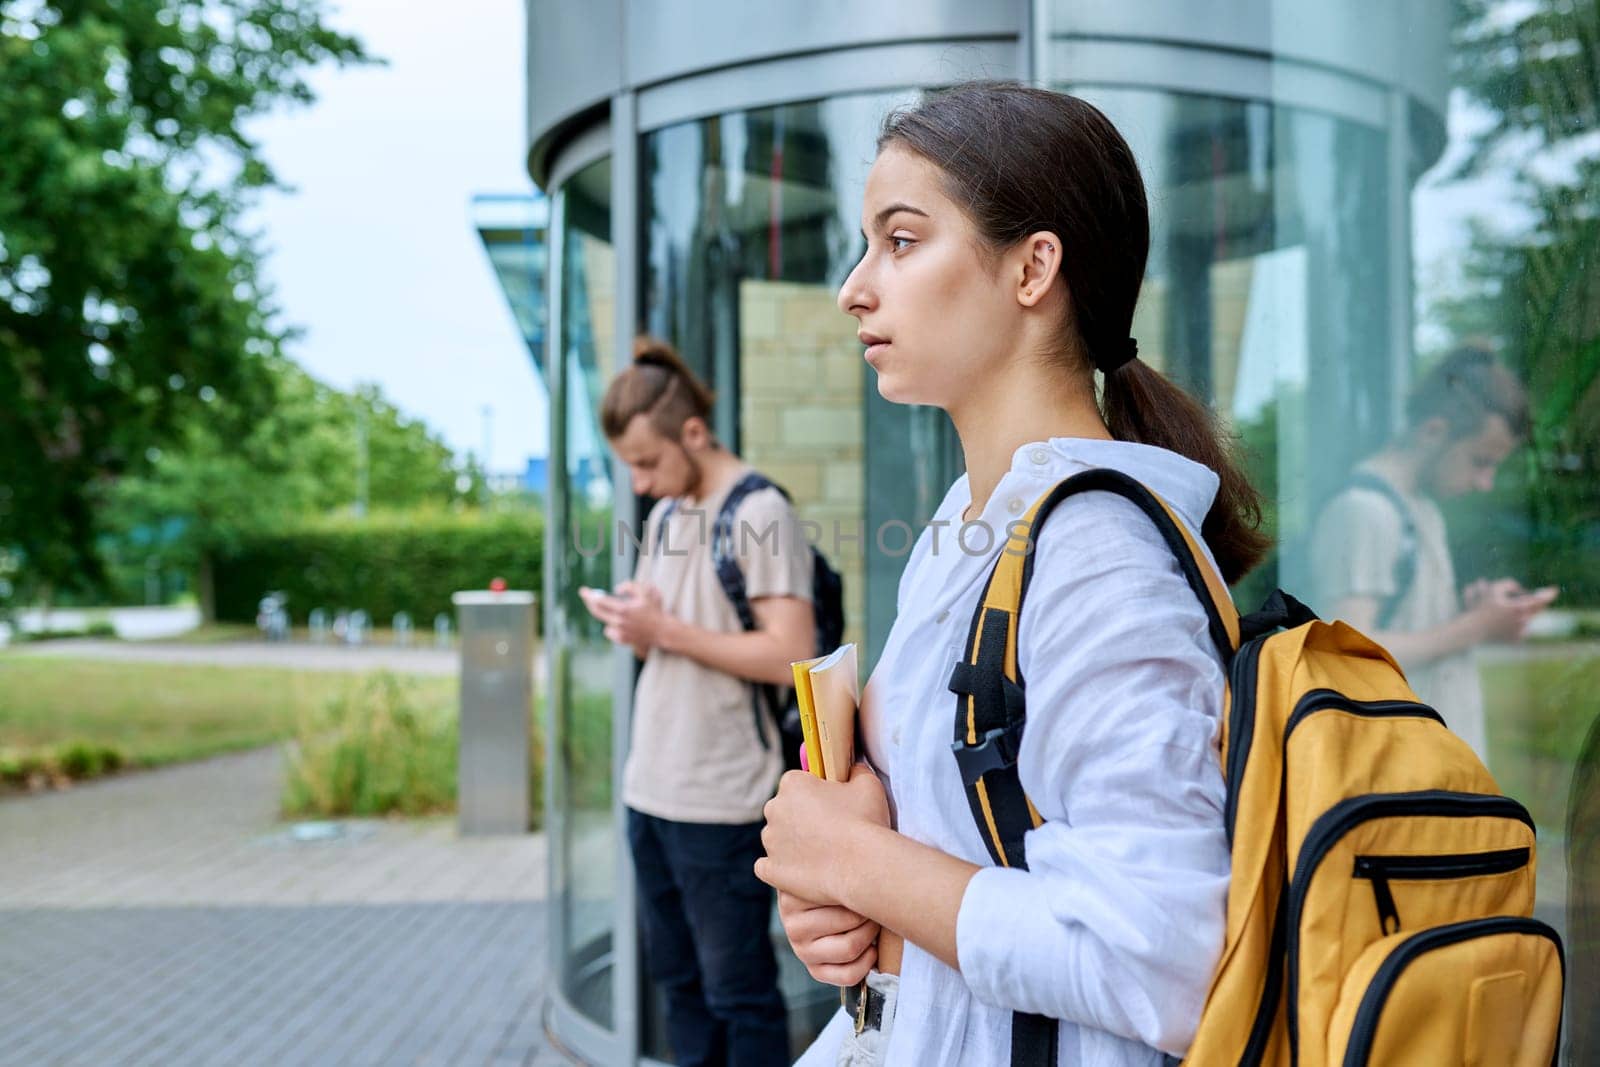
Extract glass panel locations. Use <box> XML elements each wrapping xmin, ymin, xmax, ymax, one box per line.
<box><xmin>1071</xmin><ymin>88</ymin><xmax>1391</xmax><ymax>610</ymax></box>
<box><xmin>1046</xmin><ymin>4</ymin><xmax>1599</xmax><ymax>1047</ymax></box>
<box><xmin>550</xmin><ymin>156</ymin><xmax>618</xmax><ymax>1029</ymax></box>
<box><xmin>638</xmin><ymin>89</ymin><xmax>954</xmax><ymax>1058</ymax></box>
<box><xmin>1408</xmin><ymin>8</ymin><xmax>1600</xmax><ymax>1041</ymax></box>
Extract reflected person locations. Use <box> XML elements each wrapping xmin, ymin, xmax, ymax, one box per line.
<box><xmin>1309</xmin><ymin>346</ymin><xmax>1555</xmax><ymax>760</ymax></box>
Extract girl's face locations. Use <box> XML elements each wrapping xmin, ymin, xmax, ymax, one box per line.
<box><xmin>837</xmin><ymin>145</ymin><xmax>1024</xmax><ymax>409</ymax></box>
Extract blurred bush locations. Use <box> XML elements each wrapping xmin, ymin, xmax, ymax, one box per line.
<box><xmin>0</xmin><ymin>741</ymin><xmax>124</xmax><ymax>791</ymax></box>
<box><xmin>212</xmin><ymin>508</ymin><xmax>543</xmax><ymax>629</ymax></box>
<box><xmin>280</xmin><ymin>672</ymin><xmax>545</xmax><ymax>824</ymax></box>
<box><xmin>17</xmin><ymin>621</ymin><xmax>118</xmax><ymax>642</ymax></box>
<box><xmin>281</xmin><ymin>674</ymin><xmax>460</xmax><ymax>818</ymax></box>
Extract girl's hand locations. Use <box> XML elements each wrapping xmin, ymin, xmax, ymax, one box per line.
<box><xmin>776</xmin><ymin>891</ymin><xmax>879</xmax><ymax>987</ymax></box>
<box><xmin>755</xmin><ymin>763</ymin><xmax>889</xmax><ymax>906</ymax></box>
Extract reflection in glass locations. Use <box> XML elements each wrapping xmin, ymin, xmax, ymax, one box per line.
<box><xmin>1411</xmin><ymin>5</ymin><xmax>1600</xmax><ymax>1020</ymax></box>
<box><xmin>1054</xmin><ymin>3</ymin><xmax>1600</xmax><ymax>1038</ymax></box>
<box><xmin>550</xmin><ymin>156</ymin><xmax>618</xmax><ymax>1029</ymax></box>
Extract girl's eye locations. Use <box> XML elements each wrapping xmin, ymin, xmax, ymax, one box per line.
<box><xmin>889</xmin><ymin>235</ymin><xmax>914</xmax><ymax>253</ymax></box>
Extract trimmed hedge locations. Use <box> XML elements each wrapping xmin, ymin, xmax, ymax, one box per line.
<box><xmin>213</xmin><ymin>509</ymin><xmax>543</xmax><ymax>628</ymax></box>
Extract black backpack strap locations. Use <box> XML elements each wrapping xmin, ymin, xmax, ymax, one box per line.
<box><xmin>1346</xmin><ymin>471</ymin><xmax>1418</xmax><ymax>629</ymax></box>
<box><xmin>712</xmin><ymin>471</ymin><xmax>792</xmax><ymax>747</ymax></box>
<box><xmin>948</xmin><ymin>468</ymin><xmax>1240</xmax><ymax>1067</ymax></box>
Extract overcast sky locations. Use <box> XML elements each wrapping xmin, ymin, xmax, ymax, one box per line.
<box><xmin>245</xmin><ymin>0</ymin><xmax>548</xmax><ymax>473</ymax></box>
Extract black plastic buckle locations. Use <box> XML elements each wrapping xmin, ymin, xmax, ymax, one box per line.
<box><xmin>951</xmin><ymin>722</ymin><xmax>1024</xmax><ymax>787</ymax></box>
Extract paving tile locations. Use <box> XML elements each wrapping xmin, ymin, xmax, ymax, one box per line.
<box><xmin>0</xmin><ymin>747</ymin><xmax>571</xmax><ymax>1067</ymax></box>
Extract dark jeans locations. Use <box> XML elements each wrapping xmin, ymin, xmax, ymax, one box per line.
<box><xmin>627</xmin><ymin>808</ymin><xmax>790</xmax><ymax>1067</ymax></box>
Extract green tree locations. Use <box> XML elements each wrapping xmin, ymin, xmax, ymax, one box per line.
<box><xmin>107</xmin><ymin>358</ymin><xmax>463</xmax><ymax>618</ymax></box>
<box><xmin>0</xmin><ymin>0</ymin><xmax>368</xmax><ymax>600</ymax></box>
<box><xmin>1450</xmin><ymin>0</ymin><xmax>1599</xmax><ymax>463</ymax></box>
<box><xmin>1442</xmin><ymin>0</ymin><xmax>1600</xmax><ymax>594</ymax></box>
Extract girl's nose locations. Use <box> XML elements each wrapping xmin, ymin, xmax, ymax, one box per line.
<box><xmin>837</xmin><ymin>258</ymin><xmax>873</xmax><ymax>316</ymax></box>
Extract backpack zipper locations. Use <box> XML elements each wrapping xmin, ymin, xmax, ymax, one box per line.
<box><xmin>1341</xmin><ymin>916</ymin><xmax>1564</xmax><ymax>1067</ymax></box>
<box><xmin>1286</xmin><ymin>791</ymin><xmax>1535</xmax><ymax>1065</ymax></box>
<box><xmin>1352</xmin><ymin>848</ymin><xmax>1530</xmax><ymax>935</ymax></box>
<box><xmin>1284</xmin><ymin>690</ymin><xmax>1444</xmax><ymax>740</ymax></box>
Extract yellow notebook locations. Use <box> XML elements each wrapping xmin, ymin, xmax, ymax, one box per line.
<box><xmin>790</xmin><ymin>654</ymin><xmax>828</xmax><ymax>779</ymax></box>
<box><xmin>790</xmin><ymin>643</ymin><xmax>858</xmax><ymax>781</ymax></box>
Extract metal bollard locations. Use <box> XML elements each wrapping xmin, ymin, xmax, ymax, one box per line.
<box><xmin>434</xmin><ymin>613</ymin><xmax>453</xmax><ymax>649</ymax></box>
<box><xmin>451</xmin><ymin>590</ymin><xmax>535</xmax><ymax>835</ymax></box>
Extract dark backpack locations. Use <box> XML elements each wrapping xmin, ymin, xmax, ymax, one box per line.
<box><xmin>656</xmin><ymin>471</ymin><xmax>845</xmax><ymax>772</ymax></box>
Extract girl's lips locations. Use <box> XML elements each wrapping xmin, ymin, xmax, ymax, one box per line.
<box><xmin>864</xmin><ymin>342</ymin><xmax>889</xmax><ymax>362</ymax></box>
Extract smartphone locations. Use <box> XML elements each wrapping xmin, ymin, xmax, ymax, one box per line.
<box><xmin>578</xmin><ymin>586</ymin><xmax>622</xmax><ymax>612</ymax></box>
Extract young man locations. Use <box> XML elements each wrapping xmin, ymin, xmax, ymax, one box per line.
<box><xmin>580</xmin><ymin>336</ymin><xmax>814</xmax><ymax>1067</ymax></box>
<box><xmin>1309</xmin><ymin>346</ymin><xmax>1556</xmax><ymax>759</ymax></box>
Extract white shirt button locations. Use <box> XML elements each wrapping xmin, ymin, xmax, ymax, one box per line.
<box><xmin>1007</xmin><ymin>497</ymin><xmax>1025</xmax><ymax>514</ymax></box>
<box><xmin>1029</xmin><ymin>448</ymin><xmax>1049</xmax><ymax>465</ymax></box>
<box><xmin>936</xmin><ymin>609</ymin><xmax>950</xmax><ymax>623</ymax></box>
<box><xmin>892</xmin><ymin>726</ymin><xmax>902</xmax><ymax>746</ymax></box>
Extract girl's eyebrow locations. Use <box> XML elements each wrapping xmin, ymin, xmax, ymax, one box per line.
<box><xmin>861</xmin><ymin>202</ymin><xmax>930</xmax><ymax>237</ymax></box>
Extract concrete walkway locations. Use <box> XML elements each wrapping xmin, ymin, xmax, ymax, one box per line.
<box><xmin>0</xmin><ymin>749</ymin><xmax>568</xmax><ymax>1066</ymax></box>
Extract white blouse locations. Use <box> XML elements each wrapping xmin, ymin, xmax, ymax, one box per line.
<box><xmin>797</xmin><ymin>437</ymin><xmax>1231</xmax><ymax>1067</ymax></box>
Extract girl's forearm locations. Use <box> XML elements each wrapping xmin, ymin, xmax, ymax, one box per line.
<box><xmin>833</xmin><ymin>820</ymin><xmax>981</xmax><ymax>973</ymax></box>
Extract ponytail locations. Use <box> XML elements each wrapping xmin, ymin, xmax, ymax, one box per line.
<box><xmin>1100</xmin><ymin>360</ymin><xmax>1269</xmax><ymax>583</ymax></box>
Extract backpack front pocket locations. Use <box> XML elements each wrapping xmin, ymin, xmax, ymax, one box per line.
<box><xmin>1286</xmin><ymin>791</ymin><xmax>1538</xmax><ymax>1067</ymax></box>
<box><xmin>1326</xmin><ymin>917</ymin><xmax>1564</xmax><ymax>1066</ymax></box>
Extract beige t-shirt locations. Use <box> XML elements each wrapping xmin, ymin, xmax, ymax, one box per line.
<box><xmin>621</xmin><ymin>468</ymin><xmax>814</xmax><ymax>824</ymax></box>
<box><xmin>1309</xmin><ymin>470</ymin><xmax>1486</xmax><ymax>758</ymax></box>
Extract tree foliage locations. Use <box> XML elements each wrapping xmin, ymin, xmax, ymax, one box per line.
<box><xmin>1449</xmin><ymin>0</ymin><xmax>1600</xmax><ymax>461</ymax></box>
<box><xmin>106</xmin><ymin>358</ymin><xmax>466</xmax><ymax>616</ymax></box>
<box><xmin>0</xmin><ymin>0</ymin><xmax>368</xmax><ymax>594</ymax></box>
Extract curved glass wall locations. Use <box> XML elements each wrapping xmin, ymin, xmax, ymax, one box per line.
<box><xmin>547</xmin><ymin>156</ymin><xmax>619</xmax><ymax>1035</ymax></box>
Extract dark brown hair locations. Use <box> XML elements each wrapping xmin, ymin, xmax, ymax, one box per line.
<box><xmin>600</xmin><ymin>336</ymin><xmax>717</xmax><ymax>442</ymax></box>
<box><xmin>1406</xmin><ymin>344</ymin><xmax>1530</xmax><ymax>441</ymax></box>
<box><xmin>879</xmin><ymin>81</ymin><xmax>1268</xmax><ymax>582</ymax></box>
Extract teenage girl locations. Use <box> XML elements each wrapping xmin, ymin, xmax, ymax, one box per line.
<box><xmin>754</xmin><ymin>81</ymin><xmax>1269</xmax><ymax>1066</ymax></box>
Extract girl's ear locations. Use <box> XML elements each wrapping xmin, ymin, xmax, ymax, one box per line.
<box><xmin>1016</xmin><ymin>232</ymin><xmax>1065</xmax><ymax>308</ymax></box>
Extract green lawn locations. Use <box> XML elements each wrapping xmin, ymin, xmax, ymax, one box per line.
<box><xmin>1483</xmin><ymin>654</ymin><xmax>1600</xmax><ymax>829</ymax></box>
<box><xmin>0</xmin><ymin>657</ymin><xmax>456</xmax><ymax>787</ymax></box>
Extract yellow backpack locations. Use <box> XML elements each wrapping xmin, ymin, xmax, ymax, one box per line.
<box><xmin>949</xmin><ymin>469</ymin><xmax>1566</xmax><ymax>1067</ymax></box>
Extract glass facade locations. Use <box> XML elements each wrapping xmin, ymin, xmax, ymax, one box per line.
<box><xmin>532</xmin><ymin>2</ymin><xmax>1599</xmax><ymax>1061</ymax></box>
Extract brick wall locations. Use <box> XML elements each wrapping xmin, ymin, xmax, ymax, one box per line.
<box><xmin>738</xmin><ymin>280</ymin><xmax>866</xmax><ymax>649</ymax></box>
